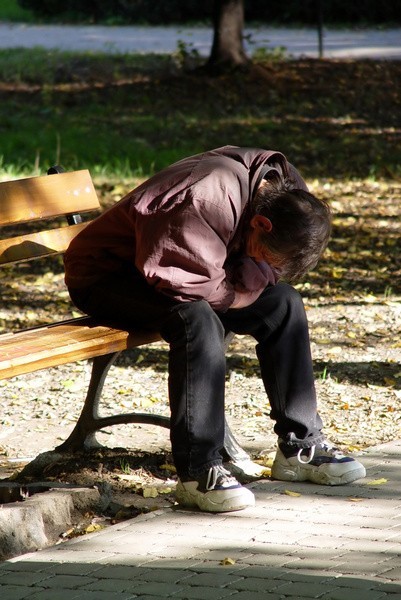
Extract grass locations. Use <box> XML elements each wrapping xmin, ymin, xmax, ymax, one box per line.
<box><xmin>0</xmin><ymin>47</ymin><xmax>400</xmax><ymax>182</ymax></box>
<box><xmin>0</xmin><ymin>0</ymin><xmax>34</xmax><ymax>22</ymax></box>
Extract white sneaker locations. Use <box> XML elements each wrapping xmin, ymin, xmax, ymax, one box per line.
<box><xmin>271</xmin><ymin>439</ymin><xmax>366</xmax><ymax>486</ymax></box>
<box><xmin>175</xmin><ymin>465</ymin><xmax>255</xmax><ymax>512</ymax></box>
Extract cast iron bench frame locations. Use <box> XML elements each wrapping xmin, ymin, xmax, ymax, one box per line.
<box><xmin>0</xmin><ymin>167</ymin><xmax>251</xmax><ymax>465</ymax></box>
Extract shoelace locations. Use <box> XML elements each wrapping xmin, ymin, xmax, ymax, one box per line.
<box><xmin>297</xmin><ymin>445</ymin><xmax>316</xmax><ymax>465</ymax></box>
<box><xmin>205</xmin><ymin>465</ymin><xmax>236</xmax><ymax>490</ymax></box>
<box><xmin>296</xmin><ymin>441</ymin><xmax>343</xmax><ymax>465</ymax></box>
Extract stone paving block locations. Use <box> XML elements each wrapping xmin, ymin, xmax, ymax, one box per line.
<box><xmin>320</xmin><ymin>588</ymin><xmax>388</xmax><ymax>600</ymax></box>
<box><xmin>330</xmin><ymin>574</ymin><xmax>392</xmax><ymax>590</ymax></box>
<box><xmin>41</xmin><ymin>562</ymin><xmax>104</xmax><ymax>576</ymax></box>
<box><xmin>18</xmin><ymin>548</ymin><xmax>116</xmax><ymax>563</ymax></box>
<box><xmin>337</xmin><ymin>574</ymin><xmax>401</xmax><ymax>590</ymax></box>
<box><xmin>37</xmin><ymin>573</ymin><xmax>99</xmax><ymax>589</ymax></box>
<box><xmin>231</xmin><ymin>565</ymin><xmax>291</xmax><ymax>580</ymax></box>
<box><xmin>189</xmin><ymin>548</ymin><xmax>254</xmax><ymax>564</ymax></box>
<box><xmin>340</xmin><ymin>540</ymin><xmax>401</xmax><ymax>554</ymax></box>
<box><xmin>238</xmin><ymin>551</ymin><xmax>302</xmax><ymax>569</ymax></box>
<box><xmin>87</xmin><ymin>564</ymin><xmax>152</xmax><ymax>580</ymax></box>
<box><xmin>225</xmin><ymin>575</ymin><xmax>285</xmax><ymax>592</ymax></box>
<box><xmin>0</xmin><ymin>585</ymin><xmax>45</xmax><ymax>600</ymax></box>
<box><xmin>141</xmin><ymin>558</ymin><xmax>206</xmax><ymax>570</ymax></box>
<box><xmin>234</xmin><ymin>550</ymin><xmax>300</xmax><ymax>567</ymax></box>
<box><xmin>0</xmin><ymin>571</ymin><xmax>51</xmax><ymax>587</ymax></box>
<box><xmin>285</xmin><ymin>558</ymin><xmax>346</xmax><ymax>572</ymax></box>
<box><xmin>273</xmin><ymin>580</ymin><xmax>340</xmax><ymax>597</ymax></box>
<box><xmin>80</xmin><ymin>576</ymin><xmax>136</xmax><ymax>592</ymax></box>
<box><xmin>375</xmin><ymin>580</ymin><xmax>401</xmax><ymax>593</ymax></box>
<box><xmin>341</xmin><ymin>527</ymin><xmax>401</xmax><ymax>543</ymax></box>
<box><xmin>220</xmin><ymin>592</ymin><xmax>281</xmax><ymax>600</ymax></box>
<box><xmin>94</xmin><ymin>553</ymin><xmax>161</xmax><ymax>566</ymax></box>
<box><xmin>295</xmin><ymin>535</ymin><xmax>349</xmax><ymax>550</ymax></box>
<box><xmin>142</xmin><ymin>544</ymin><xmax>210</xmax><ymax>560</ymax></box>
<box><xmin>0</xmin><ymin>560</ymin><xmax>65</xmax><ymax>573</ymax></box>
<box><xmin>183</xmin><ymin>571</ymin><xmax>244</xmax><ymax>588</ymax></box>
<box><xmin>169</xmin><ymin>584</ymin><xmax>234</xmax><ymax>599</ymax></box>
<box><xmin>266</xmin><ymin>569</ymin><xmax>339</xmax><ymax>584</ymax></box>
<box><xmin>72</xmin><ymin>592</ymin><xmax>135</xmax><ymax>600</ymax></box>
<box><xmin>126</xmin><ymin>581</ymin><xmax>186</xmax><ymax>596</ymax></box>
<box><xmin>251</xmin><ymin>530</ymin><xmax>307</xmax><ymax>545</ymax></box>
<box><xmin>379</xmin><ymin>565</ymin><xmax>401</xmax><ymax>580</ymax></box>
<box><xmin>27</xmin><ymin>590</ymin><xmax>80</xmax><ymax>600</ymax></box>
<box><xmin>328</xmin><ymin>555</ymin><xmax>393</xmax><ymax>576</ymax></box>
<box><xmin>135</xmin><ymin>567</ymin><xmax>194</xmax><ymax>584</ymax></box>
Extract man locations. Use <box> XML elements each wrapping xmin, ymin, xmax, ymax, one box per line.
<box><xmin>64</xmin><ymin>146</ymin><xmax>366</xmax><ymax>513</ymax></box>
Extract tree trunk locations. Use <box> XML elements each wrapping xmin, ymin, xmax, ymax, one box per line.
<box><xmin>207</xmin><ymin>0</ymin><xmax>249</xmax><ymax>70</ymax></box>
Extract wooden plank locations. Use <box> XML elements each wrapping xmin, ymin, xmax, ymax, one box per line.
<box><xmin>0</xmin><ymin>170</ymin><xmax>100</xmax><ymax>225</ymax></box>
<box><xmin>0</xmin><ymin>318</ymin><xmax>162</xmax><ymax>380</ymax></box>
<box><xmin>0</xmin><ymin>223</ymin><xmax>88</xmax><ymax>265</ymax></box>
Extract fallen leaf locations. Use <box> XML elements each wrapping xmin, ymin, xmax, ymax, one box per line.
<box><xmin>220</xmin><ymin>557</ymin><xmax>236</xmax><ymax>566</ymax></box>
<box><xmin>160</xmin><ymin>463</ymin><xmax>177</xmax><ymax>473</ymax></box>
<box><xmin>143</xmin><ymin>486</ymin><xmax>158</xmax><ymax>498</ymax></box>
<box><xmin>283</xmin><ymin>490</ymin><xmax>301</xmax><ymax>497</ymax></box>
<box><xmin>85</xmin><ymin>523</ymin><xmax>104</xmax><ymax>534</ymax></box>
<box><xmin>367</xmin><ymin>478</ymin><xmax>388</xmax><ymax>486</ymax></box>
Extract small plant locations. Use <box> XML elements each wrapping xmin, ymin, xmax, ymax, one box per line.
<box><xmin>318</xmin><ymin>366</ymin><xmax>329</xmax><ymax>381</ymax></box>
<box><xmin>173</xmin><ymin>39</ymin><xmax>201</xmax><ymax>70</ymax></box>
<box><xmin>252</xmin><ymin>45</ymin><xmax>289</xmax><ymax>62</ymax></box>
<box><xmin>384</xmin><ymin>285</ymin><xmax>393</xmax><ymax>299</ymax></box>
<box><xmin>119</xmin><ymin>458</ymin><xmax>132</xmax><ymax>474</ymax></box>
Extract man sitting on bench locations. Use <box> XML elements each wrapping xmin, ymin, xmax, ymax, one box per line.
<box><xmin>64</xmin><ymin>145</ymin><xmax>366</xmax><ymax>513</ymax></box>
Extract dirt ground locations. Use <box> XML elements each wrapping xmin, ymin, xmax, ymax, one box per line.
<box><xmin>0</xmin><ymin>178</ymin><xmax>400</xmax><ymax>524</ymax></box>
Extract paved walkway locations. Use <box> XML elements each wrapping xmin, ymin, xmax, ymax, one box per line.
<box><xmin>1</xmin><ymin>440</ymin><xmax>401</xmax><ymax>599</ymax></box>
<box><xmin>0</xmin><ymin>24</ymin><xmax>400</xmax><ymax>59</ymax></box>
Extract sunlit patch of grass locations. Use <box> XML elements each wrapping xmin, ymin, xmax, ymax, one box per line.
<box><xmin>0</xmin><ymin>0</ymin><xmax>34</xmax><ymax>22</ymax></box>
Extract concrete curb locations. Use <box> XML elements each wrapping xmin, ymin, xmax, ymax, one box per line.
<box><xmin>0</xmin><ymin>485</ymin><xmax>107</xmax><ymax>561</ymax></box>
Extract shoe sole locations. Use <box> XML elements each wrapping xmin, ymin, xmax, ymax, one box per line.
<box><xmin>175</xmin><ymin>484</ymin><xmax>255</xmax><ymax>512</ymax></box>
<box><xmin>271</xmin><ymin>461</ymin><xmax>367</xmax><ymax>486</ymax></box>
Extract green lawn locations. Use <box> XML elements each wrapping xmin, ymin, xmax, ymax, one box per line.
<box><xmin>0</xmin><ymin>48</ymin><xmax>400</xmax><ymax>182</ymax></box>
<box><xmin>0</xmin><ymin>0</ymin><xmax>34</xmax><ymax>22</ymax></box>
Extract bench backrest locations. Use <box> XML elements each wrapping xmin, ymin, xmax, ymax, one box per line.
<box><xmin>0</xmin><ymin>169</ymin><xmax>100</xmax><ymax>265</ymax></box>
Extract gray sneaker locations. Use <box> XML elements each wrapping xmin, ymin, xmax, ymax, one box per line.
<box><xmin>272</xmin><ymin>439</ymin><xmax>366</xmax><ymax>486</ymax></box>
<box><xmin>175</xmin><ymin>465</ymin><xmax>255</xmax><ymax>512</ymax></box>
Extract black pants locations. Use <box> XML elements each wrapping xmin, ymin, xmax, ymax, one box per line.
<box><xmin>69</xmin><ymin>272</ymin><xmax>323</xmax><ymax>478</ymax></box>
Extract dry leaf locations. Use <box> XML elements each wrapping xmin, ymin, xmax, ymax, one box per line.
<box><xmin>367</xmin><ymin>478</ymin><xmax>388</xmax><ymax>486</ymax></box>
<box><xmin>160</xmin><ymin>463</ymin><xmax>177</xmax><ymax>473</ymax></box>
<box><xmin>220</xmin><ymin>557</ymin><xmax>236</xmax><ymax>566</ymax></box>
<box><xmin>85</xmin><ymin>523</ymin><xmax>104</xmax><ymax>534</ymax></box>
<box><xmin>283</xmin><ymin>490</ymin><xmax>301</xmax><ymax>497</ymax></box>
<box><xmin>143</xmin><ymin>486</ymin><xmax>158</xmax><ymax>498</ymax></box>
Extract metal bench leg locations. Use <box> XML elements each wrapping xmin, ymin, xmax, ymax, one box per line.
<box><xmin>56</xmin><ymin>352</ymin><xmax>170</xmax><ymax>452</ymax></box>
<box><xmin>55</xmin><ymin>331</ymin><xmax>266</xmax><ymax>480</ymax></box>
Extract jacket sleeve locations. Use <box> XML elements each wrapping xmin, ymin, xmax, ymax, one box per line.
<box><xmin>134</xmin><ymin>192</ymin><xmax>238</xmax><ymax>311</ymax></box>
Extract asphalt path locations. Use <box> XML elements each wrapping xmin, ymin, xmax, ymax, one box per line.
<box><xmin>0</xmin><ymin>23</ymin><xmax>400</xmax><ymax>59</ymax></box>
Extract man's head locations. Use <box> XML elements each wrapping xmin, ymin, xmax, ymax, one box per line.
<box><xmin>248</xmin><ymin>176</ymin><xmax>331</xmax><ymax>282</ymax></box>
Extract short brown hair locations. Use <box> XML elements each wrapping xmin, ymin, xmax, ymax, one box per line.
<box><xmin>252</xmin><ymin>177</ymin><xmax>331</xmax><ymax>282</ymax></box>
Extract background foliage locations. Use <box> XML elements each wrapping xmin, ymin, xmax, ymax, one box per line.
<box><xmin>17</xmin><ymin>0</ymin><xmax>401</xmax><ymax>25</ymax></box>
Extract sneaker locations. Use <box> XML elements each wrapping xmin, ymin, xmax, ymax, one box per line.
<box><xmin>175</xmin><ymin>465</ymin><xmax>255</xmax><ymax>512</ymax></box>
<box><xmin>271</xmin><ymin>439</ymin><xmax>366</xmax><ymax>486</ymax></box>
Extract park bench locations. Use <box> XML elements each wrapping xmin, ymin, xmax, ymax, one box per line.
<box><xmin>0</xmin><ymin>167</ymin><xmax>259</xmax><ymax>474</ymax></box>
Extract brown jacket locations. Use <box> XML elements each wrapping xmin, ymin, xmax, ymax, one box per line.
<box><xmin>64</xmin><ymin>146</ymin><xmax>307</xmax><ymax>311</ymax></box>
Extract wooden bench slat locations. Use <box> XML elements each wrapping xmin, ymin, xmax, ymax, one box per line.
<box><xmin>0</xmin><ymin>170</ymin><xmax>100</xmax><ymax>225</ymax></box>
<box><xmin>0</xmin><ymin>319</ymin><xmax>162</xmax><ymax>380</ymax></box>
<box><xmin>0</xmin><ymin>223</ymin><xmax>88</xmax><ymax>264</ymax></box>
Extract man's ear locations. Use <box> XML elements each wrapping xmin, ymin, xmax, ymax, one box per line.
<box><xmin>250</xmin><ymin>214</ymin><xmax>273</xmax><ymax>234</ymax></box>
